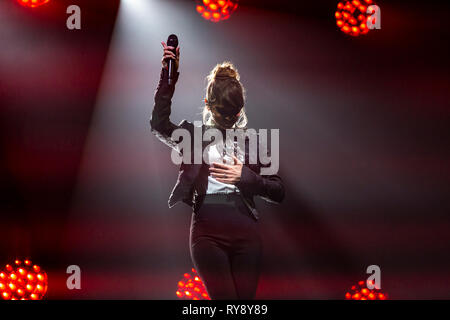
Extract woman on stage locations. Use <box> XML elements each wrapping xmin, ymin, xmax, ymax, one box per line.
<box><xmin>150</xmin><ymin>41</ymin><xmax>285</xmax><ymax>300</ymax></box>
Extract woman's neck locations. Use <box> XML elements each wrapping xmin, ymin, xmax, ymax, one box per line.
<box><xmin>212</xmin><ymin>118</ymin><xmax>235</xmax><ymax>130</ymax></box>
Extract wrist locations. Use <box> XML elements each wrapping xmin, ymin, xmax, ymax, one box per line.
<box><xmin>236</xmin><ymin>165</ymin><xmax>264</xmax><ymax>194</ymax></box>
<box><xmin>159</xmin><ymin>67</ymin><xmax>180</xmax><ymax>85</ymax></box>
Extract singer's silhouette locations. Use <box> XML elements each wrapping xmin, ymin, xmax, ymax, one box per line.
<box><xmin>151</xmin><ymin>40</ymin><xmax>285</xmax><ymax>300</ymax></box>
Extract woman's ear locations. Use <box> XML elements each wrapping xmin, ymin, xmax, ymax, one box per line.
<box><xmin>236</xmin><ymin>111</ymin><xmax>241</xmax><ymax>117</ymax></box>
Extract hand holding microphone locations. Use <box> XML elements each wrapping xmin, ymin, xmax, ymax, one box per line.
<box><xmin>161</xmin><ymin>34</ymin><xmax>179</xmax><ymax>85</ymax></box>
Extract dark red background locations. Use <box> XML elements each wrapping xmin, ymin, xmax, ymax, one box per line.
<box><xmin>1</xmin><ymin>0</ymin><xmax>449</xmax><ymax>299</ymax></box>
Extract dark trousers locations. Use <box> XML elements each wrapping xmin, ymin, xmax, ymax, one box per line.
<box><xmin>190</xmin><ymin>193</ymin><xmax>262</xmax><ymax>300</ymax></box>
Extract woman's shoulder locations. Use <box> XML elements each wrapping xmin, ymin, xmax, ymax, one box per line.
<box><xmin>176</xmin><ymin>119</ymin><xmax>200</xmax><ymax>130</ymax></box>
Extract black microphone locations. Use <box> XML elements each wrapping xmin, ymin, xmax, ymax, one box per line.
<box><xmin>166</xmin><ymin>34</ymin><xmax>178</xmax><ymax>86</ymax></box>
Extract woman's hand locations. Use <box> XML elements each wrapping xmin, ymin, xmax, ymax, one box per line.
<box><xmin>209</xmin><ymin>155</ymin><xmax>243</xmax><ymax>185</ymax></box>
<box><xmin>161</xmin><ymin>41</ymin><xmax>180</xmax><ymax>71</ymax></box>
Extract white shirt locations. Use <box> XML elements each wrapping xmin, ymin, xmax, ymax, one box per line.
<box><xmin>205</xmin><ymin>135</ymin><xmax>245</xmax><ymax>194</ymax></box>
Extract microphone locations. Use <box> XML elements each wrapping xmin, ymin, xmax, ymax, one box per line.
<box><xmin>166</xmin><ymin>34</ymin><xmax>178</xmax><ymax>86</ymax></box>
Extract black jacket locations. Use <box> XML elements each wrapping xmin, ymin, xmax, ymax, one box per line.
<box><xmin>150</xmin><ymin>67</ymin><xmax>285</xmax><ymax>220</ymax></box>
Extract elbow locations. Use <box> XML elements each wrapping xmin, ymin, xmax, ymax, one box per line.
<box><xmin>149</xmin><ymin>116</ymin><xmax>161</xmax><ymax>133</ymax></box>
<box><xmin>272</xmin><ymin>183</ymin><xmax>285</xmax><ymax>204</ymax></box>
<box><xmin>149</xmin><ymin>114</ymin><xmax>157</xmax><ymax>129</ymax></box>
<box><xmin>261</xmin><ymin>183</ymin><xmax>285</xmax><ymax>205</ymax></box>
<box><xmin>149</xmin><ymin>118</ymin><xmax>154</xmax><ymax>130</ymax></box>
<box><xmin>150</xmin><ymin>119</ymin><xmax>165</xmax><ymax>141</ymax></box>
<box><xmin>276</xmin><ymin>184</ymin><xmax>285</xmax><ymax>203</ymax></box>
<box><xmin>268</xmin><ymin>176</ymin><xmax>286</xmax><ymax>204</ymax></box>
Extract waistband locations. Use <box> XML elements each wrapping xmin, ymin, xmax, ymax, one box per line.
<box><xmin>197</xmin><ymin>193</ymin><xmax>242</xmax><ymax>205</ymax></box>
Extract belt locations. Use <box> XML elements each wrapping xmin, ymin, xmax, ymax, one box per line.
<box><xmin>198</xmin><ymin>193</ymin><xmax>242</xmax><ymax>205</ymax></box>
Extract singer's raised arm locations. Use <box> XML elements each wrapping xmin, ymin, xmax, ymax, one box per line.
<box><xmin>150</xmin><ymin>67</ymin><xmax>188</xmax><ymax>150</ymax></box>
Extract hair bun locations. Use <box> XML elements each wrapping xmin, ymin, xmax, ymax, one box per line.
<box><xmin>210</xmin><ymin>61</ymin><xmax>240</xmax><ymax>81</ymax></box>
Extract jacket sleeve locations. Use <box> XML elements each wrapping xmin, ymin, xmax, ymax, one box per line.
<box><xmin>150</xmin><ymin>67</ymin><xmax>184</xmax><ymax>150</ymax></box>
<box><xmin>236</xmin><ymin>165</ymin><xmax>285</xmax><ymax>204</ymax></box>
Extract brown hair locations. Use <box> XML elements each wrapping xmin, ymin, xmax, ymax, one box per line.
<box><xmin>203</xmin><ymin>61</ymin><xmax>248</xmax><ymax>128</ymax></box>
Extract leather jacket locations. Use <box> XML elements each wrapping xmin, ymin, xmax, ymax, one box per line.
<box><xmin>150</xmin><ymin>67</ymin><xmax>285</xmax><ymax>220</ymax></box>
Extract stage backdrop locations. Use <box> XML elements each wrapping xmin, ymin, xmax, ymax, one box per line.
<box><xmin>0</xmin><ymin>0</ymin><xmax>449</xmax><ymax>299</ymax></box>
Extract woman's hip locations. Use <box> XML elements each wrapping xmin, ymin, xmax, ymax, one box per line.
<box><xmin>190</xmin><ymin>194</ymin><xmax>260</xmax><ymax>244</ymax></box>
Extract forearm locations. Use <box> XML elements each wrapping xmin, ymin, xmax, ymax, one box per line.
<box><xmin>150</xmin><ymin>67</ymin><xmax>180</xmax><ymax>140</ymax></box>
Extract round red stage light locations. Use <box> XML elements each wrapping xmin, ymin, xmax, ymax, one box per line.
<box><xmin>17</xmin><ymin>0</ymin><xmax>50</xmax><ymax>8</ymax></box>
<box><xmin>335</xmin><ymin>0</ymin><xmax>375</xmax><ymax>36</ymax></box>
<box><xmin>0</xmin><ymin>259</ymin><xmax>48</xmax><ymax>300</ymax></box>
<box><xmin>345</xmin><ymin>279</ymin><xmax>388</xmax><ymax>300</ymax></box>
<box><xmin>195</xmin><ymin>0</ymin><xmax>238</xmax><ymax>22</ymax></box>
<box><xmin>176</xmin><ymin>268</ymin><xmax>210</xmax><ymax>300</ymax></box>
